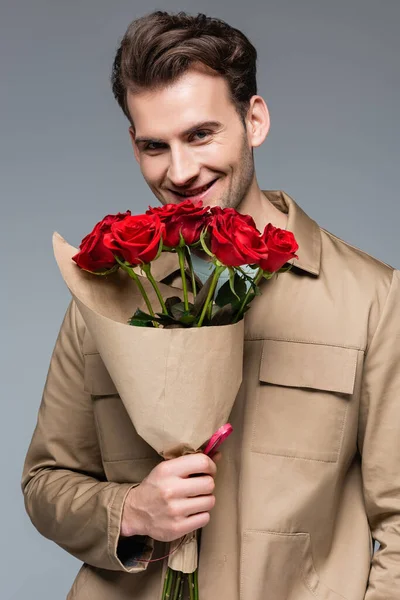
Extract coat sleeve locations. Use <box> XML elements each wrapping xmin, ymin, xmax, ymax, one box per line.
<box><xmin>358</xmin><ymin>268</ymin><xmax>400</xmax><ymax>598</ymax></box>
<box><xmin>21</xmin><ymin>299</ymin><xmax>154</xmax><ymax>572</ymax></box>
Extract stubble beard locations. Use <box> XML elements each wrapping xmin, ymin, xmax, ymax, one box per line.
<box><xmin>150</xmin><ymin>133</ymin><xmax>255</xmax><ymax>210</ymax></box>
<box><xmin>191</xmin><ymin>138</ymin><xmax>255</xmax><ymax>262</ymax></box>
<box><xmin>215</xmin><ymin>134</ymin><xmax>255</xmax><ymax>210</ymax></box>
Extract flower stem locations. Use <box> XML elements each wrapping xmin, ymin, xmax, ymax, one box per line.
<box><xmin>141</xmin><ymin>263</ymin><xmax>168</xmax><ymax>315</ymax></box>
<box><xmin>172</xmin><ymin>571</ymin><xmax>182</xmax><ymax>600</ymax></box>
<box><xmin>115</xmin><ymin>257</ymin><xmax>158</xmax><ymax>326</ymax></box>
<box><xmin>127</xmin><ymin>269</ymin><xmax>155</xmax><ymax>317</ymax></box>
<box><xmin>165</xmin><ymin>568</ymin><xmax>175</xmax><ymax>599</ymax></box>
<box><xmin>188</xmin><ymin>572</ymin><xmax>195</xmax><ymax>600</ymax></box>
<box><xmin>177</xmin><ymin>247</ymin><xmax>189</xmax><ymax>311</ymax></box>
<box><xmin>162</xmin><ymin>567</ymin><xmax>170</xmax><ymax>599</ymax></box>
<box><xmin>197</xmin><ymin>265</ymin><xmax>225</xmax><ymax>327</ymax></box>
<box><xmin>194</xmin><ymin>568</ymin><xmax>199</xmax><ymax>600</ymax></box>
<box><xmin>233</xmin><ymin>267</ymin><xmax>264</xmax><ymax>323</ymax></box>
<box><xmin>177</xmin><ymin>575</ymin><xmax>185</xmax><ymax>600</ymax></box>
<box><xmin>185</xmin><ymin>246</ymin><xmax>197</xmax><ymax>300</ymax></box>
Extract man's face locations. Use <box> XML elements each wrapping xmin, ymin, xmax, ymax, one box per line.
<box><xmin>126</xmin><ymin>69</ymin><xmax>256</xmax><ymax>209</ymax></box>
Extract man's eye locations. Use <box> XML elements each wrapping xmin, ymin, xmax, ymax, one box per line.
<box><xmin>192</xmin><ymin>130</ymin><xmax>211</xmax><ymax>141</ymax></box>
<box><xmin>144</xmin><ymin>142</ymin><xmax>164</xmax><ymax>151</ymax></box>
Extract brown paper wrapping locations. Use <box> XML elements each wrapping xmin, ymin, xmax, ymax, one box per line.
<box><xmin>168</xmin><ymin>531</ymin><xmax>198</xmax><ymax>573</ymax></box>
<box><xmin>53</xmin><ymin>232</ymin><xmax>244</xmax><ymax>571</ymax></box>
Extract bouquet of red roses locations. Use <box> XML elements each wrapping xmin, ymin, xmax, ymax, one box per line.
<box><xmin>53</xmin><ymin>199</ymin><xmax>298</xmax><ymax>600</ymax></box>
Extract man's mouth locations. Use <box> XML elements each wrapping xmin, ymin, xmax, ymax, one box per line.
<box><xmin>170</xmin><ymin>179</ymin><xmax>217</xmax><ymax>199</ymax></box>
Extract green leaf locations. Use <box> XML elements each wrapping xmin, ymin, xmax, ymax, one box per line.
<box><xmin>215</xmin><ymin>272</ymin><xmax>247</xmax><ymax>309</ymax></box>
<box><xmin>154</xmin><ymin>307</ymin><xmax>196</xmax><ymax>327</ymax></box>
<box><xmin>128</xmin><ymin>309</ymin><xmax>159</xmax><ymax>327</ymax></box>
<box><xmin>178</xmin><ymin>314</ymin><xmax>197</xmax><ymax>325</ymax></box>
<box><xmin>231</xmin><ymin>269</ymin><xmax>247</xmax><ymax>299</ymax></box>
<box><xmin>231</xmin><ymin>291</ymin><xmax>256</xmax><ymax>323</ymax></box>
<box><xmin>228</xmin><ymin>268</ymin><xmax>240</xmax><ymax>301</ymax></box>
<box><xmin>210</xmin><ymin>304</ymin><xmax>236</xmax><ymax>326</ymax></box>
<box><xmin>263</xmin><ymin>271</ymin><xmax>275</xmax><ymax>280</ymax></box>
<box><xmin>211</xmin><ymin>303</ymin><xmax>221</xmax><ymax>317</ymax></box>
<box><xmin>277</xmin><ymin>263</ymin><xmax>294</xmax><ymax>274</ymax></box>
<box><xmin>154</xmin><ymin>312</ymin><xmax>181</xmax><ymax>326</ymax></box>
<box><xmin>81</xmin><ymin>264</ymin><xmax>120</xmax><ymax>276</ymax></box>
<box><xmin>171</xmin><ymin>301</ymin><xmax>192</xmax><ymax>320</ymax></box>
<box><xmin>192</xmin><ymin>271</ymin><xmax>215</xmax><ymax>316</ymax></box>
<box><xmin>130</xmin><ymin>308</ymin><xmax>156</xmax><ymax>321</ymax></box>
<box><xmin>165</xmin><ymin>296</ymin><xmax>182</xmax><ymax>314</ymax></box>
<box><xmin>129</xmin><ymin>307</ymin><xmax>175</xmax><ymax>326</ymax></box>
<box><xmin>128</xmin><ymin>318</ymin><xmax>156</xmax><ymax>327</ymax></box>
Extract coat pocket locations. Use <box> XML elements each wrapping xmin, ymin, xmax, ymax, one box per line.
<box><xmin>240</xmin><ymin>530</ymin><xmax>347</xmax><ymax>600</ymax></box>
<box><xmin>84</xmin><ymin>352</ymin><xmax>160</xmax><ymax>466</ymax></box>
<box><xmin>251</xmin><ymin>340</ymin><xmax>358</xmax><ymax>462</ymax></box>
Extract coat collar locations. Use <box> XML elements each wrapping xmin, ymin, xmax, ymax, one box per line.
<box><xmin>149</xmin><ymin>190</ymin><xmax>321</xmax><ymax>283</ymax></box>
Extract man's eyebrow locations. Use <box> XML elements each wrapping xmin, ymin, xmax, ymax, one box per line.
<box><xmin>183</xmin><ymin>120</ymin><xmax>222</xmax><ymax>136</ymax></box>
<box><xmin>134</xmin><ymin>121</ymin><xmax>222</xmax><ymax>145</ymax></box>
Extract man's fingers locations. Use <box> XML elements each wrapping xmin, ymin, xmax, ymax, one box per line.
<box><xmin>164</xmin><ymin>453</ymin><xmax>217</xmax><ymax>478</ymax></box>
<box><xmin>179</xmin><ymin>474</ymin><xmax>215</xmax><ymax>497</ymax></box>
<box><xmin>211</xmin><ymin>451</ymin><xmax>222</xmax><ymax>464</ymax></box>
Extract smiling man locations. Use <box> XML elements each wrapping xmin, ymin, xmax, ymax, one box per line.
<box><xmin>21</xmin><ymin>10</ymin><xmax>400</xmax><ymax>600</ymax></box>
<box><xmin>112</xmin><ymin>13</ymin><xmax>287</xmax><ymax>236</ymax></box>
<box><xmin>126</xmin><ymin>69</ymin><xmax>286</xmax><ymax>235</ymax></box>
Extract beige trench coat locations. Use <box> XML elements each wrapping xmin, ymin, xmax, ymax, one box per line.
<box><xmin>21</xmin><ymin>191</ymin><xmax>400</xmax><ymax>600</ymax></box>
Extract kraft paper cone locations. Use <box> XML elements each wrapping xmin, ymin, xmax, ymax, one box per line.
<box><xmin>52</xmin><ymin>232</ymin><xmax>180</xmax><ymax>325</ymax></box>
<box><xmin>168</xmin><ymin>531</ymin><xmax>198</xmax><ymax>573</ymax></box>
<box><xmin>53</xmin><ymin>232</ymin><xmax>244</xmax><ymax>573</ymax></box>
<box><xmin>53</xmin><ymin>232</ymin><xmax>244</xmax><ymax>457</ymax></box>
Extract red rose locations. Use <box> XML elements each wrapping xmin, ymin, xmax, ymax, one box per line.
<box><xmin>208</xmin><ymin>210</ymin><xmax>269</xmax><ymax>267</ymax></box>
<box><xmin>259</xmin><ymin>223</ymin><xmax>299</xmax><ymax>272</ymax></box>
<box><xmin>146</xmin><ymin>200</ymin><xmax>210</xmax><ymax>247</ymax></box>
<box><xmin>72</xmin><ymin>211</ymin><xmax>131</xmax><ymax>272</ymax></box>
<box><xmin>210</xmin><ymin>206</ymin><xmax>256</xmax><ymax>229</ymax></box>
<box><xmin>103</xmin><ymin>213</ymin><xmax>164</xmax><ymax>265</ymax></box>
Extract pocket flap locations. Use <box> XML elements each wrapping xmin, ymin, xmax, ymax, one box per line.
<box><xmin>259</xmin><ymin>339</ymin><xmax>358</xmax><ymax>395</ymax></box>
<box><xmin>84</xmin><ymin>353</ymin><xmax>119</xmax><ymax>396</ymax></box>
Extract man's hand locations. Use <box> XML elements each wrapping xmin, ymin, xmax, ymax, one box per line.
<box><xmin>120</xmin><ymin>452</ymin><xmax>221</xmax><ymax>541</ymax></box>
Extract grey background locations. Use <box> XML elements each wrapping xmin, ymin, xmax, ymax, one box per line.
<box><xmin>2</xmin><ymin>0</ymin><xmax>399</xmax><ymax>598</ymax></box>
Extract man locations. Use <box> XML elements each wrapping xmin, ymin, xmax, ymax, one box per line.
<box><xmin>21</xmin><ymin>10</ymin><xmax>400</xmax><ymax>600</ymax></box>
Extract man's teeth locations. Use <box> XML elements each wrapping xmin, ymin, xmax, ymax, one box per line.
<box><xmin>176</xmin><ymin>182</ymin><xmax>212</xmax><ymax>197</ymax></box>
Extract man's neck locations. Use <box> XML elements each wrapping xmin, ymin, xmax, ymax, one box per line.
<box><xmin>237</xmin><ymin>178</ymin><xmax>288</xmax><ymax>232</ymax></box>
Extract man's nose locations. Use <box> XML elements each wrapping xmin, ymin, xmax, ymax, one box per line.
<box><xmin>167</xmin><ymin>146</ymin><xmax>200</xmax><ymax>187</ymax></box>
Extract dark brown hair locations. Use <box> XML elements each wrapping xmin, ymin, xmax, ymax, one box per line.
<box><xmin>111</xmin><ymin>11</ymin><xmax>257</xmax><ymax>125</ymax></box>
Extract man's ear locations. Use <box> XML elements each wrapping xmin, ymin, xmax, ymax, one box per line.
<box><xmin>129</xmin><ymin>126</ymin><xmax>140</xmax><ymax>163</ymax></box>
<box><xmin>245</xmin><ymin>95</ymin><xmax>270</xmax><ymax>148</ymax></box>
